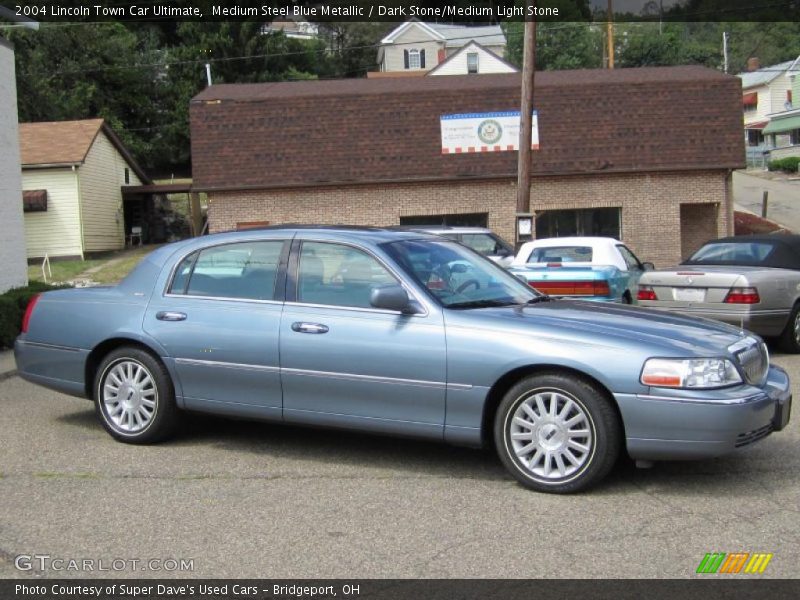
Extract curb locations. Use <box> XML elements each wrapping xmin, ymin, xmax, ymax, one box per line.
<box><xmin>0</xmin><ymin>370</ymin><xmax>17</xmax><ymax>382</ymax></box>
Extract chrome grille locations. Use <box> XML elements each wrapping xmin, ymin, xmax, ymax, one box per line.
<box><xmin>733</xmin><ymin>339</ymin><xmax>769</xmax><ymax>385</ymax></box>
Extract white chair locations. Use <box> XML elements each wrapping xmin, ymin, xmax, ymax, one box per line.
<box><xmin>127</xmin><ymin>226</ymin><xmax>143</xmax><ymax>247</ymax></box>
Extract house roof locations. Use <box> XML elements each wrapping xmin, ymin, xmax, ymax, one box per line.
<box><xmin>18</xmin><ymin>118</ymin><xmax>150</xmax><ymax>183</ymax></box>
<box><xmin>739</xmin><ymin>59</ymin><xmax>798</xmax><ymax>89</ymax></box>
<box><xmin>190</xmin><ymin>66</ymin><xmax>745</xmax><ymax>192</ymax></box>
<box><xmin>427</xmin><ymin>23</ymin><xmax>506</xmax><ymax>48</ymax></box>
<box><xmin>426</xmin><ymin>41</ymin><xmax>518</xmax><ymax>76</ymax></box>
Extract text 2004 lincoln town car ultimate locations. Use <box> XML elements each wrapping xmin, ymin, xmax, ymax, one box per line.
<box><xmin>15</xmin><ymin>227</ymin><xmax>793</xmax><ymax>493</ymax></box>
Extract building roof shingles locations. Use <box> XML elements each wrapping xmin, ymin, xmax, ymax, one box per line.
<box><xmin>190</xmin><ymin>66</ymin><xmax>745</xmax><ymax>192</ymax></box>
<box><xmin>19</xmin><ymin>118</ymin><xmax>105</xmax><ymax>166</ymax></box>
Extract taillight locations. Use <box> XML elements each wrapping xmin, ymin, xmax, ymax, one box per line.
<box><xmin>21</xmin><ymin>293</ymin><xmax>41</xmax><ymax>334</ymax></box>
<box><xmin>724</xmin><ymin>287</ymin><xmax>760</xmax><ymax>304</ymax></box>
<box><xmin>530</xmin><ymin>280</ymin><xmax>611</xmax><ymax>297</ymax></box>
<box><xmin>637</xmin><ymin>286</ymin><xmax>657</xmax><ymax>301</ymax></box>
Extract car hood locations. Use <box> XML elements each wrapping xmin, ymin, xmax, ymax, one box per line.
<box><xmin>452</xmin><ymin>299</ymin><xmax>748</xmax><ymax>356</ymax></box>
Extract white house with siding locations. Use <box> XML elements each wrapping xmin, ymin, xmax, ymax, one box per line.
<box><xmin>0</xmin><ymin>37</ymin><xmax>28</xmax><ymax>293</ymax></box>
<box><xmin>426</xmin><ymin>41</ymin><xmax>518</xmax><ymax>76</ymax></box>
<box><xmin>19</xmin><ymin>119</ymin><xmax>149</xmax><ymax>259</ymax></box>
<box><xmin>376</xmin><ymin>19</ymin><xmax>506</xmax><ymax>74</ymax></box>
<box><xmin>739</xmin><ymin>57</ymin><xmax>799</xmax><ymax>155</ymax></box>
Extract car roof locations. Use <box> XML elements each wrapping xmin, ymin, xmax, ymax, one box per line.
<box><xmin>708</xmin><ymin>234</ymin><xmax>800</xmax><ymax>247</ymax></box>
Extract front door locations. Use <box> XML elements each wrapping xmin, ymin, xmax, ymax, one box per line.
<box><xmin>279</xmin><ymin>239</ymin><xmax>447</xmax><ymax>439</ymax></box>
<box><xmin>144</xmin><ymin>239</ymin><xmax>288</xmax><ymax>418</ymax></box>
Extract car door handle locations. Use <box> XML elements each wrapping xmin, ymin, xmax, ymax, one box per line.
<box><xmin>156</xmin><ymin>311</ymin><xmax>187</xmax><ymax>322</ymax></box>
<box><xmin>291</xmin><ymin>322</ymin><xmax>329</xmax><ymax>334</ymax></box>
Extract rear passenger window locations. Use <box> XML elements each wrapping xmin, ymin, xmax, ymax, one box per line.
<box><xmin>297</xmin><ymin>242</ymin><xmax>397</xmax><ymax>308</ymax></box>
<box><xmin>170</xmin><ymin>241</ymin><xmax>284</xmax><ymax>301</ymax></box>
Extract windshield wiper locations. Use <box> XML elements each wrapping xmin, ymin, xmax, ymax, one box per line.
<box><xmin>446</xmin><ymin>299</ymin><xmax>518</xmax><ymax>310</ymax></box>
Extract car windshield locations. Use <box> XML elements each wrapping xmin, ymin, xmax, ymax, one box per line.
<box><xmin>383</xmin><ymin>239</ymin><xmax>541</xmax><ymax>309</ymax></box>
<box><xmin>684</xmin><ymin>241</ymin><xmax>776</xmax><ymax>265</ymax></box>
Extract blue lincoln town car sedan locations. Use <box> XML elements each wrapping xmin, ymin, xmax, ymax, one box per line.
<box><xmin>15</xmin><ymin>227</ymin><xmax>792</xmax><ymax>493</ymax></box>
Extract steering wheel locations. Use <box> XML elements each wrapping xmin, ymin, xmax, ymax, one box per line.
<box><xmin>455</xmin><ymin>279</ymin><xmax>481</xmax><ymax>294</ymax></box>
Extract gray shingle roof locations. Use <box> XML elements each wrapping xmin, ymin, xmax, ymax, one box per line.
<box><xmin>739</xmin><ymin>59</ymin><xmax>798</xmax><ymax>89</ymax></box>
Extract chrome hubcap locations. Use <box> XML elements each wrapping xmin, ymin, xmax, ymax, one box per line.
<box><xmin>102</xmin><ymin>360</ymin><xmax>157</xmax><ymax>433</ymax></box>
<box><xmin>509</xmin><ymin>389</ymin><xmax>593</xmax><ymax>481</ymax></box>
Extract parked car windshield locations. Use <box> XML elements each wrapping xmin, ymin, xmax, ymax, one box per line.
<box><xmin>684</xmin><ymin>241</ymin><xmax>776</xmax><ymax>266</ymax></box>
<box><xmin>383</xmin><ymin>239</ymin><xmax>540</xmax><ymax>309</ymax></box>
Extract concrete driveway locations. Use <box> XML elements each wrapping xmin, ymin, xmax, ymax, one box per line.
<box><xmin>0</xmin><ymin>355</ymin><xmax>798</xmax><ymax>580</ymax></box>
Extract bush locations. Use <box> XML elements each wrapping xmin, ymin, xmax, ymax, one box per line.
<box><xmin>0</xmin><ymin>282</ymin><xmax>69</xmax><ymax>348</ymax></box>
<box><xmin>767</xmin><ymin>157</ymin><xmax>800</xmax><ymax>173</ymax></box>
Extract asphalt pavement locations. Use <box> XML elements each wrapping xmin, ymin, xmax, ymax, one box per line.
<box><xmin>734</xmin><ymin>170</ymin><xmax>800</xmax><ymax>232</ymax></box>
<box><xmin>0</xmin><ymin>354</ymin><xmax>798</xmax><ymax>580</ymax></box>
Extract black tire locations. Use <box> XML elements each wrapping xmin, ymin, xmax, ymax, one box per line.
<box><xmin>778</xmin><ymin>303</ymin><xmax>800</xmax><ymax>353</ymax></box>
<box><xmin>622</xmin><ymin>291</ymin><xmax>632</xmax><ymax>305</ymax></box>
<box><xmin>494</xmin><ymin>372</ymin><xmax>621</xmax><ymax>494</ymax></box>
<box><xmin>94</xmin><ymin>346</ymin><xmax>179</xmax><ymax>444</ymax></box>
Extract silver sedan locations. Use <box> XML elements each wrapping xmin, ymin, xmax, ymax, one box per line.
<box><xmin>638</xmin><ymin>235</ymin><xmax>800</xmax><ymax>352</ymax></box>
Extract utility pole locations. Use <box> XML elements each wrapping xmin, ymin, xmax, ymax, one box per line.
<box><xmin>205</xmin><ymin>63</ymin><xmax>212</xmax><ymax>87</ymax></box>
<box><xmin>607</xmin><ymin>0</ymin><xmax>614</xmax><ymax>69</ymax></box>
<box><xmin>722</xmin><ymin>31</ymin><xmax>729</xmax><ymax>74</ymax></box>
<box><xmin>516</xmin><ymin>1</ymin><xmax>537</xmax><ymax>219</ymax></box>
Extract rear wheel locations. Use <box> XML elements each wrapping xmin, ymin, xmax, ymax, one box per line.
<box><xmin>94</xmin><ymin>347</ymin><xmax>178</xmax><ymax>444</ymax></box>
<box><xmin>494</xmin><ymin>372</ymin><xmax>621</xmax><ymax>493</ymax></box>
<box><xmin>778</xmin><ymin>303</ymin><xmax>800</xmax><ymax>354</ymax></box>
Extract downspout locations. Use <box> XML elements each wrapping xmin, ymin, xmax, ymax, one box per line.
<box><xmin>73</xmin><ymin>165</ymin><xmax>85</xmax><ymax>260</ymax></box>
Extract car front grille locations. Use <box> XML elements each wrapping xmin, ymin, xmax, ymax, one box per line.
<box><xmin>733</xmin><ymin>339</ymin><xmax>769</xmax><ymax>385</ymax></box>
<box><xmin>735</xmin><ymin>424</ymin><xmax>773</xmax><ymax>448</ymax></box>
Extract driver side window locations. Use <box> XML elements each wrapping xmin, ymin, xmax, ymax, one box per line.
<box><xmin>297</xmin><ymin>242</ymin><xmax>397</xmax><ymax>308</ymax></box>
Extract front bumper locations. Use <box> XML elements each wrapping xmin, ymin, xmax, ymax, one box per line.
<box><xmin>616</xmin><ymin>365</ymin><xmax>792</xmax><ymax>461</ymax></box>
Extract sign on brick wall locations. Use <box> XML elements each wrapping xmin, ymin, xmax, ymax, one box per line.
<box><xmin>440</xmin><ymin>111</ymin><xmax>539</xmax><ymax>154</ymax></box>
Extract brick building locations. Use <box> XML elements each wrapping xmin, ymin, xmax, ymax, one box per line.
<box><xmin>190</xmin><ymin>66</ymin><xmax>745</xmax><ymax>266</ymax></box>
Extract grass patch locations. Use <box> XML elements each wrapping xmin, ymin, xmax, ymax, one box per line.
<box><xmin>90</xmin><ymin>245</ymin><xmax>161</xmax><ymax>284</ymax></box>
<box><xmin>28</xmin><ymin>258</ymin><xmax>103</xmax><ymax>283</ymax></box>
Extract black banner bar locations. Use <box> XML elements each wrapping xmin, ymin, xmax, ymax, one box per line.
<box><xmin>3</xmin><ymin>580</ymin><xmax>800</xmax><ymax>600</ymax></box>
<box><xmin>2</xmin><ymin>0</ymin><xmax>800</xmax><ymax>23</ymax></box>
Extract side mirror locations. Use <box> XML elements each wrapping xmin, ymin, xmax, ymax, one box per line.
<box><xmin>642</xmin><ymin>262</ymin><xmax>655</xmax><ymax>271</ymax></box>
<box><xmin>370</xmin><ymin>285</ymin><xmax>415</xmax><ymax>313</ymax></box>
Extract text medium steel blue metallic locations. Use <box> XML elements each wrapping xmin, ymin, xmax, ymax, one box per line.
<box><xmin>14</xmin><ymin>226</ymin><xmax>792</xmax><ymax>493</ymax></box>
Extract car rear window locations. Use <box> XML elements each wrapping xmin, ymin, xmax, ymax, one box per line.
<box><xmin>685</xmin><ymin>242</ymin><xmax>776</xmax><ymax>265</ymax></box>
<box><xmin>527</xmin><ymin>246</ymin><xmax>593</xmax><ymax>263</ymax></box>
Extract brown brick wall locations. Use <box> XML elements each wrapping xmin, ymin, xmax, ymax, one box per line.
<box><xmin>207</xmin><ymin>170</ymin><xmax>728</xmax><ymax>267</ymax></box>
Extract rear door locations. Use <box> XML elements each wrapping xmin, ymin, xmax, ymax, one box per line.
<box><xmin>144</xmin><ymin>238</ymin><xmax>289</xmax><ymax>417</ymax></box>
<box><xmin>279</xmin><ymin>238</ymin><xmax>447</xmax><ymax>438</ymax></box>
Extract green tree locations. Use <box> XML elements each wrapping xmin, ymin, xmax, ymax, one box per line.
<box><xmin>8</xmin><ymin>23</ymin><xmax>162</xmax><ymax>165</ymax></box>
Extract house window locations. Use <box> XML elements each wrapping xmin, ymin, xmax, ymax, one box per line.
<box><xmin>467</xmin><ymin>52</ymin><xmax>479</xmax><ymax>74</ymax></box>
<box><xmin>791</xmin><ymin>129</ymin><xmax>800</xmax><ymax>145</ymax></box>
<box><xmin>535</xmin><ymin>208</ymin><xmax>621</xmax><ymax>239</ymax></box>
<box><xmin>399</xmin><ymin>212</ymin><xmax>488</xmax><ymax>227</ymax></box>
<box><xmin>408</xmin><ymin>49</ymin><xmax>421</xmax><ymax>69</ymax></box>
<box><xmin>746</xmin><ymin>129</ymin><xmax>765</xmax><ymax>147</ymax></box>
<box><xmin>124</xmin><ymin>168</ymin><xmax>130</xmax><ymax>184</ymax></box>
<box><xmin>404</xmin><ymin>48</ymin><xmax>425</xmax><ymax>70</ymax></box>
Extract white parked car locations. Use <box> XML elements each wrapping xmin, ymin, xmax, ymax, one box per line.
<box><xmin>510</xmin><ymin>237</ymin><xmax>654</xmax><ymax>303</ymax></box>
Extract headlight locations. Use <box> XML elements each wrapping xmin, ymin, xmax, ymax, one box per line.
<box><xmin>640</xmin><ymin>358</ymin><xmax>742</xmax><ymax>389</ymax></box>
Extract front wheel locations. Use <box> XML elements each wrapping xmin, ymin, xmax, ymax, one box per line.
<box><xmin>94</xmin><ymin>347</ymin><xmax>179</xmax><ymax>444</ymax></box>
<box><xmin>494</xmin><ymin>373</ymin><xmax>621</xmax><ymax>493</ymax></box>
<box><xmin>778</xmin><ymin>304</ymin><xmax>800</xmax><ymax>353</ymax></box>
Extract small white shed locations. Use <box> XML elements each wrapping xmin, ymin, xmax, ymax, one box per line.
<box><xmin>19</xmin><ymin>119</ymin><xmax>150</xmax><ymax>259</ymax></box>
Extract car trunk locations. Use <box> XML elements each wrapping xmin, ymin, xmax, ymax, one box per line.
<box><xmin>642</xmin><ymin>266</ymin><xmax>756</xmax><ymax>306</ymax></box>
